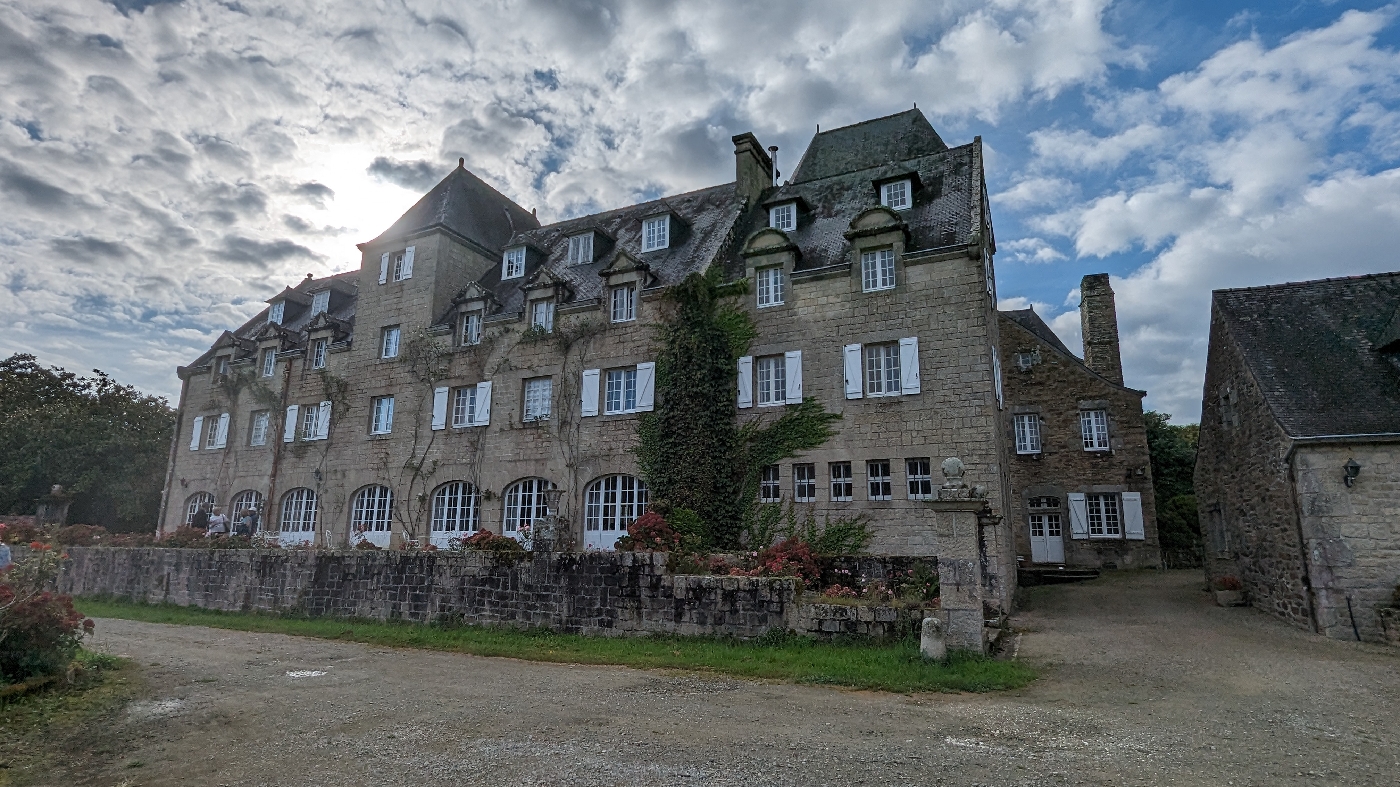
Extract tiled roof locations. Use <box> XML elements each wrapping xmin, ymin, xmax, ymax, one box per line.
<box><xmin>789</xmin><ymin>109</ymin><xmax>948</xmax><ymax>184</ymax></box>
<box><xmin>186</xmin><ymin>271</ymin><xmax>359</xmax><ymax>370</ymax></box>
<box><xmin>364</xmin><ymin>162</ymin><xmax>540</xmax><ymax>252</ymax></box>
<box><xmin>1215</xmin><ymin>271</ymin><xmax>1400</xmax><ymax>438</ymax></box>
<box><xmin>1001</xmin><ymin>308</ymin><xmax>1076</xmax><ymax>358</ymax></box>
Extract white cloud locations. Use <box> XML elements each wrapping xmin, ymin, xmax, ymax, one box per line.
<box><xmin>1001</xmin><ymin>237</ymin><xmax>1067</xmax><ymax>263</ymax></box>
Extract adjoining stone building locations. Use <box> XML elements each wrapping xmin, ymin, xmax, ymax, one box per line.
<box><xmin>159</xmin><ymin>109</ymin><xmax>1159</xmax><ymax>613</ymax></box>
<box><xmin>1196</xmin><ymin>272</ymin><xmax>1400</xmax><ymax>642</ymax></box>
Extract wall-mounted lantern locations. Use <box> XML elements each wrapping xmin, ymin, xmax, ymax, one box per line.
<box><xmin>1343</xmin><ymin>459</ymin><xmax>1361</xmax><ymax>488</ymax></box>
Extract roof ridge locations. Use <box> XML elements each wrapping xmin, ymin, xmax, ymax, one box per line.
<box><xmin>1216</xmin><ymin>270</ymin><xmax>1400</xmax><ymax>296</ymax></box>
<box><xmin>528</xmin><ymin>182</ymin><xmax>735</xmax><ymax>232</ymax></box>
<box><xmin>812</xmin><ymin>107</ymin><xmax>924</xmax><ymax>137</ymax></box>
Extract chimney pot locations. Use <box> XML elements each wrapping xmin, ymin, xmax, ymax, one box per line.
<box><xmin>1079</xmin><ymin>273</ymin><xmax>1124</xmax><ymax>385</ymax></box>
<box><xmin>732</xmin><ymin>132</ymin><xmax>774</xmax><ymax>206</ymax></box>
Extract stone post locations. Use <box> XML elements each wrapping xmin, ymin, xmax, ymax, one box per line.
<box><xmin>926</xmin><ymin>458</ymin><xmax>993</xmax><ymax>654</ymax></box>
<box><xmin>35</xmin><ymin>485</ymin><xmax>73</xmax><ymax>526</ymax></box>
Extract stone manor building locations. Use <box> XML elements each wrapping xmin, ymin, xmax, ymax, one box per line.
<box><xmin>160</xmin><ymin>109</ymin><xmax>1158</xmax><ymax>590</ymax></box>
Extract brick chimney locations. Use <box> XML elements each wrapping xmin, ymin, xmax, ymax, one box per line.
<box><xmin>732</xmin><ymin>132</ymin><xmax>773</xmax><ymax>207</ymax></box>
<box><xmin>1079</xmin><ymin>273</ymin><xmax>1124</xmax><ymax>385</ymax></box>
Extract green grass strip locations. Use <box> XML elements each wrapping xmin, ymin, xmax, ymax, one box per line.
<box><xmin>76</xmin><ymin>598</ymin><xmax>1035</xmax><ymax>694</ymax></box>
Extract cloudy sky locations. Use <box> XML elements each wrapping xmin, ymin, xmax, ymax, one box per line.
<box><xmin>3</xmin><ymin>0</ymin><xmax>1398</xmax><ymax>421</ymax></box>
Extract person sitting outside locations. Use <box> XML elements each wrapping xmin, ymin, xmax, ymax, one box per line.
<box><xmin>206</xmin><ymin>507</ymin><xmax>229</xmax><ymax>537</ymax></box>
<box><xmin>234</xmin><ymin>507</ymin><xmax>259</xmax><ymax>537</ymax></box>
<box><xmin>190</xmin><ymin>505</ymin><xmax>210</xmax><ymax>531</ymax></box>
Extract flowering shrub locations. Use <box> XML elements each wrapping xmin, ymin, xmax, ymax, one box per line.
<box><xmin>0</xmin><ymin>543</ymin><xmax>92</xmax><ymax>682</ymax></box>
<box><xmin>1</xmin><ymin>521</ymin><xmax>42</xmax><ymax>545</ymax></box>
<box><xmin>821</xmin><ymin>584</ymin><xmax>859</xmax><ymax>599</ymax></box>
<box><xmin>729</xmin><ymin>539</ymin><xmax>820</xmax><ymax>584</ymax></box>
<box><xmin>615</xmin><ymin>512</ymin><xmax>683</xmax><ymax>552</ymax></box>
<box><xmin>53</xmin><ymin>524</ymin><xmax>110</xmax><ymax>546</ymax></box>
<box><xmin>1214</xmin><ymin>575</ymin><xmax>1243</xmax><ymax>592</ymax></box>
<box><xmin>459</xmin><ymin>530</ymin><xmax>525</xmax><ymax>555</ymax></box>
<box><xmin>156</xmin><ymin>526</ymin><xmax>209</xmax><ymax>548</ymax></box>
<box><xmin>354</xmin><ymin>539</ymin><xmax>382</xmax><ymax>550</ymax></box>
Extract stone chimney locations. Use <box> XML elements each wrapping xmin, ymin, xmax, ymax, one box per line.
<box><xmin>1079</xmin><ymin>273</ymin><xmax>1124</xmax><ymax>385</ymax></box>
<box><xmin>732</xmin><ymin>132</ymin><xmax>773</xmax><ymax>207</ymax></box>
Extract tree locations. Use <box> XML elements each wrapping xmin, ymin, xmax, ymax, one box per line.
<box><xmin>0</xmin><ymin>354</ymin><xmax>174</xmax><ymax>532</ymax></box>
<box><xmin>1143</xmin><ymin>411</ymin><xmax>1201</xmax><ymax>558</ymax></box>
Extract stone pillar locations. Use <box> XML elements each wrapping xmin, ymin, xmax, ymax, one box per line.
<box><xmin>1079</xmin><ymin>273</ymin><xmax>1124</xmax><ymax>385</ymax></box>
<box><xmin>929</xmin><ymin>500</ymin><xmax>989</xmax><ymax>654</ymax></box>
<box><xmin>732</xmin><ymin>132</ymin><xmax>774</xmax><ymax>206</ymax></box>
<box><xmin>35</xmin><ymin>485</ymin><xmax>73</xmax><ymax>526</ymax></box>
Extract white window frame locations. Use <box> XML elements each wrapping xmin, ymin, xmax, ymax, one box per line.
<box><xmin>523</xmin><ymin>377</ymin><xmax>552</xmax><ymax>422</ymax></box>
<box><xmin>530</xmin><ymin>300</ymin><xmax>555</xmax><ymax>333</ymax></box>
<box><xmin>906</xmin><ymin>458</ymin><xmax>932</xmax><ymax>501</ymax></box>
<box><xmin>205</xmin><ymin>416</ymin><xmax>221</xmax><ymax>449</ymax></box>
<box><xmin>279</xmin><ymin>488</ymin><xmax>317</xmax><ymax>534</ymax></box>
<box><xmin>759</xmin><ymin>465</ymin><xmax>781</xmax><ymax>503</ymax></box>
<box><xmin>1086</xmin><ymin>493</ymin><xmax>1122</xmax><ymax>538</ymax></box>
<box><xmin>755</xmin><ymin>355</ymin><xmax>786</xmax><ymax>407</ymax></box>
<box><xmin>584</xmin><ymin>475</ymin><xmax>648</xmax><ymax>546</ymax></box>
<box><xmin>461</xmin><ymin>310</ymin><xmax>482</xmax><ymax>346</ymax></box>
<box><xmin>567</xmin><ymin>232</ymin><xmax>594</xmax><ymax>265</ymax></box>
<box><xmin>451</xmin><ymin>386</ymin><xmax>477</xmax><ymax>428</ymax></box>
<box><xmin>267</xmin><ymin>301</ymin><xmax>285</xmax><ymax>325</ymax></box>
<box><xmin>861</xmin><ymin>248</ymin><xmax>896</xmax><ymax>292</ymax></box>
<box><xmin>865</xmin><ymin>343</ymin><xmax>901</xmax><ymax>397</ymax></box>
<box><xmin>867</xmin><ymin>460</ymin><xmax>892</xmax><ymax>501</ymax></box>
<box><xmin>610</xmin><ymin>285</ymin><xmax>636</xmax><ymax>323</ymax></box>
<box><xmin>300</xmin><ymin>403</ymin><xmax>321</xmax><ymax>440</ymax></box>
<box><xmin>431</xmin><ymin>482</ymin><xmax>480</xmax><ymax>536</ymax></box>
<box><xmin>214</xmin><ymin>356</ymin><xmax>230</xmax><ymax>378</ymax></box>
<box><xmin>793</xmin><ymin>463</ymin><xmax>816</xmax><ymax>503</ymax></box>
<box><xmin>371</xmin><ymin>396</ymin><xmax>395</xmax><ymax>435</ymax></box>
<box><xmin>381</xmin><ymin>326</ymin><xmax>401</xmax><ymax>359</ymax></box>
<box><xmin>184</xmin><ymin>492</ymin><xmax>215</xmax><ymax>525</ymax></box>
<box><xmin>642</xmin><ymin>215</ymin><xmax>670</xmax><ymax>252</ymax></box>
<box><xmin>502</xmin><ymin>246</ymin><xmax>526</xmax><ymax>279</ymax></box>
<box><xmin>769</xmin><ymin>202</ymin><xmax>796</xmax><ymax>232</ymax></box>
<box><xmin>880</xmin><ymin>179</ymin><xmax>911</xmax><ymax>210</ymax></box>
<box><xmin>756</xmin><ymin>266</ymin><xmax>784</xmax><ymax>308</ymax></box>
<box><xmin>1080</xmin><ymin>409</ymin><xmax>1110</xmax><ymax>451</ymax></box>
<box><xmin>310</xmin><ymin>290</ymin><xmax>330</xmax><ymax>316</ymax></box>
<box><xmin>502</xmin><ymin>478</ymin><xmax>553</xmax><ymax>540</ymax></box>
<box><xmin>830</xmin><ymin>462</ymin><xmax>853</xmax><ymax>502</ymax></box>
<box><xmin>605</xmin><ymin>368</ymin><xmax>639</xmax><ymax>415</ymax></box>
<box><xmin>1014</xmin><ymin>413</ymin><xmax>1042</xmax><ymax>454</ymax></box>
<box><xmin>311</xmin><ymin>338</ymin><xmax>328</xmax><ymax>370</ymax></box>
<box><xmin>260</xmin><ymin>349</ymin><xmax>276</xmax><ymax>378</ymax></box>
<box><xmin>351</xmin><ymin>485</ymin><xmax>394</xmax><ymax>539</ymax></box>
<box><xmin>249</xmin><ymin>411</ymin><xmax>270</xmax><ymax>446</ymax></box>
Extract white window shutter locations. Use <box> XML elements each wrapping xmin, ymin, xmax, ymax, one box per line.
<box><xmin>1122</xmin><ymin>492</ymin><xmax>1145</xmax><ymax>540</ymax></box>
<box><xmin>214</xmin><ymin>413</ymin><xmax>230</xmax><ymax>448</ymax></box>
<box><xmin>379</xmin><ymin>253</ymin><xmax>389</xmax><ymax>285</ymax></box>
<box><xmin>402</xmin><ymin>246</ymin><xmax>415</xmax><ymax>278</ymax></box>
<box><xmin>992</xmin><ymin>347</ymin><xmax>1004</xmax><ymax>409</ymax></box>
<box><xmin>636</xmin><ymin>362</ymin><xmax>656</xmax><ymax>412</ymax></box>
<box><xmin>580</xmin><ymin>369</ymin><xmax>600</xmax><ymax>417</ymax></box>
<box><xmin>431</xmin><ymin>387</ymin><xmax>449</xmax><ymax>430</ymax></box>
<box><xmin>1067</xmin><ymin>493</ymin><xmax>1089</xmax><ymax>540</ymax></box>
<box><xmin>844</xmin><ymin>344</ymin><xmax>864</xmax><ymax>399</ymax></box>
<box><xmin>189</xmin><ymin>416</ymin><xmax>204</xmax><ymax>451</ymax></box>
<box><xmin>315</xmin><ymin>401</ymin><xmax>331</xmax><ymax>440</ymax></box>
<box><xmin>899</xmin><ymin>337</ymin><xmax>921</xmax><ymax>395</ymax></box>
<box><xmin>784</xmin><ymin>350</ymin><xmax>803</xmax><ymax>404</ymax></box>
<box><xmin>283</xmin><ymin>405</ymin><xmax>299</xmax><ymax>442</ymax></box>
<box><xmin>736</xmin><ymin>356</ymin><xmax>753</xmax><ymax>408</ymax></box>
<box><xmin>473</xmin><ymin>381</ymin><xmax>492</xmax><ymax>426</ymax></box>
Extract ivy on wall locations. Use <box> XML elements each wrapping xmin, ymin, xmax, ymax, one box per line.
<box><xmin>637</xmin><ymin>268</ymin><xmax>840</xmax><ymax>550</ymax></box>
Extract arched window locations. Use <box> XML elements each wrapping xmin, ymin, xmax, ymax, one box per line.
<box><xmin>584</xmin><ymin>475</ymin><xmax>648</xmax><ymax>550</ymax></box>
<box><xmin>280</xmin><ymin>488</ymin><xmax>318</xmax><ymax>536</ymax></box>
<box><xmin>502</xmin><ymin>478</ymin><xmax>554</xmax><ymax>541</ymax></box>
<box><xmin>184</xmin><ymin>492</ymin><xmax>215</xmax><ymax>525</ymax></box>
<box><xmin>351</xmin><ymin>485</ymin><xmax>394</xmax><ymax>546</ymax></box>
<box><xmin>431</xmin><ymin>482</ymin><xmax>479</xmax><ymax>539</ymax></box>
<box><xmin>230</xmin><ymin>490</ymin><xmax>263</xmax><ymax>518</ymax></box>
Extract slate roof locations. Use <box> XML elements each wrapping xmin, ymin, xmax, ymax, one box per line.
<box><xmin>1215</xmin><ymin>271</ymin><xmax>1400</xmax><ymax>438</ymax></box>
<box><xmin>183</xmin><ymin>271</ymin><xmax>358</xmax><ymax>372</ymax></box>
<box><xmin>363</xmin><ymin>162</ymin><xmax>540</xmax><ymax>252</ymax></box>
<box><xmin>1001</xmin><ymin>308</ymin><xmax>1076</xmax><ymax>358</ymax></box>
<box><xmin>790</xmin><ymin>109</ymin><xmax>948</xmax><ymax>184</ymax></box>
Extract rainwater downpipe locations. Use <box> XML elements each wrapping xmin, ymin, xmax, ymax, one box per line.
<box><xmin>264</xmin><ymin>354</ymin><xmax>293</xmax><ymax>541</ymax></box>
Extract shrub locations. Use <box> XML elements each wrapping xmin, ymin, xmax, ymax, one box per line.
<box><xmin>615</xmin><ymin>512</ymin><xmax>683</xmax><ymax>552</ymax></box>
<box><xmin>1214</xmin><ymin>575</ymin><xmax>1243</xmax><ymax>592</ymax></box>
<box><xmin>0</xmin><ymin>543</ymin><xmax>92</xmax><ymax>682</ymax></box>
<box><xmin>156</xmin><ymin>526</ymin><xmax>208</xmax><ymax>548</ymax></box>
<box><xmin>460</xmin><ymin>530</ymin><xmax>525</xmax><ymax>555</ymax></box>
<box><xmin>1</xmin><ymin>521</ymin><xmax>42</xmax><ymax>545</ymax></box>
<box><xmin>107</xmin><ymin>532</ymin><xmax>156</xmax><ymax>547</ymax></box>
<box><xmin>53</xmin><ymin>524</ymin><xmax>110</xmax><ymax>546</ymax></box>
<box><xmin>354</xmin><ymin>539</ymin><xmax>382</xmax><ymax>551</ymax></box>
<box><xmin>731</xmin><ymin>539</ymin><xmax>820</xmax><ymax>584</ymax></box>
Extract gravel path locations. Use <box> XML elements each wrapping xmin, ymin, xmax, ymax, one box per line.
<box><xmin>53</xmin><ymin>570</ymin><xmax>1400</xmax><ymax>786</ymax></box>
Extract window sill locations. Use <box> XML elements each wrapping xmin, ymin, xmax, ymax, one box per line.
<box><xmin>756</xmin><ymin>302</ymin><xmax>785</xmax><ymax>309</ymax></box>
<box><xmin>366</xmin><ymin>432</ymin><xmax>393</xmax><ymax>440</ymax></box>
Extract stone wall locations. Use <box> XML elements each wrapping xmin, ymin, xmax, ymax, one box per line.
<box><xmin>59</xmin><ymin>547</ymin><xmax>797</xmax><ymax>638</ymax></box>
<box><xmin>788</xmin><ymin>602</ymin><xmax>928</xmax><ymax>640</ymax></box>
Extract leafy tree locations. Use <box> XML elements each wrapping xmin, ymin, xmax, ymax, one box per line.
<box><xmin>1144</xmin><ymin>411</ymin><xmax>1201</xmax><ymax>555</ymax></box>
<box><xmin>0</xmin><ymin>354</ymin><xmax>174</xmax><ymax>532</ymax></box>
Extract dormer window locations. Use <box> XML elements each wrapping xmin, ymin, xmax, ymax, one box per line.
<box><xmin>311</xmin><ymin>290</ymin><xmax>330</xmax><ymax>316</ymax></box>
<box><xmin>215</xmin><ymin>356</ymin><xmax>230</xmax><ymax>377</ymax></box>
<box><xmin>502</xmin><ymin>247</ymin><xmax>526</xmax><ymax>279</ymax></box>
<box><xmin>461</xmin><ymin>310</ymin><xmax>482</xmax><ymax>346</ymax></box>
<box><xmin>769</xmin><ymin>202</ymin><xmax>796</xmax><ymax>232</ymax></box>
<box><xmin>567</xmin><ymin>233</ymin><xmax>594</xmax><ymax>265</ymax></box>
<box><xmin>530</xmin><ymin>300</ymin><xmax>555</xmax><ymax>333</ymax></box>
<box><xmin>642</xmin><ymin>215</ymin><xmax>670</xmax><ymax>252</ymax></box>
<box><xmin>267</xmin><ymin>301</ymin><xmax>285</xmax><ymax>325</ymax></box>
<box><xmin>392</xmin><ymin>248</ymin><xmax>414</xmax><ymax>281</ymax></box>
<box><xmin>880</xmin><ymin>180</ymin><xmax>911</xmax><ymax>211</ymax></box>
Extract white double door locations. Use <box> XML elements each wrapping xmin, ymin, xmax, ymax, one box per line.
<box><xmin>1028</xmin><ymin>513</ymin><xmax>1065</xmax><ymax>564</ymax></box>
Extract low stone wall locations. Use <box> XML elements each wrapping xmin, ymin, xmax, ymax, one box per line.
<box><xmin>58</xmin><ymin>547</ymin><xmax>800</xmax><ymax>638</ymax></box>
<box><xmin>789</xmin><ymin>602</ymin><xmax>931</xmax><ymax>640</ymax></box>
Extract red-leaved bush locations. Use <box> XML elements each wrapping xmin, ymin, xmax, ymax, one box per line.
<box><xmin>0</xmin><ymin>589</ymin><xmax>90</xmax><ymax>682</ymax></box>
<box><xmin>1214</xmin><ymin>575</ymin><xmax>1243</xmax><ymax>592</ymax></box>
<box><xmin>460</xmin><ymin>530</ymin><xmax>525</xmax><ymax>554</ymax></box>
<box><xmin>615</xmin><ymin>512</ymin><xmax>683</xmax><ymax>552</ymax></box>
<box><xmin>730</xmin><ymin>539</ymin><xmax>821</xmax><ymax>584</ymax></box>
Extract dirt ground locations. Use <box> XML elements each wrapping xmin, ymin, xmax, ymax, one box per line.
<box><xmin>36</xmin><ymin>570</ymin><xmax>1400</xmax><ymax>786</ymax></box>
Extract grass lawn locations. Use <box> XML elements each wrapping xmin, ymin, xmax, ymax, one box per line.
<box><xmin>76</xmin><ymin>598</ymin><xmax>1035</xmax><ymax>693</ymax></box>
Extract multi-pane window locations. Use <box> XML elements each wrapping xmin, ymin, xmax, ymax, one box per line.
<box><xmin>610</xmin><ymin>285</ymin><xmax>636</xmax><ymax>323</ymax></box>
<box><xmin>279</xmin><ymin>488</ymin><xmax>317</xmax><ymax>533</ymax></box>
<box><xmin>530</xmin><ymin>300</ymin><xmax>555</xmax><ymax>332</ymax></box>
<box><xmin>865</xmin><ymin>343</ymin><xmax>901</xmax><ymax>396</ymax></box>
<box><xmin>502</xmin><ymin>247</ymin><xmax>526</xmax><ymax>279</ymax></box>
<box><xmin>756</xmin><ymin>355</ymin><xmax>786</xmax><ymax>406</ymax></box>
<box><xmin>523</xmin><ymin>377</ymin><xmax>552</xmax><ymax>422</ymax></box>
<box><xmin>451</xmin><ymin>386</ymin><xmax>477</xmax><ymax>428</ymax></box>
<box><xmin>906</xmin><ymin>458</ymin><xmax>932</xmax><ymax>500</ymax></box>
<box><xmin>880</xmin><ymin>179</ymin><xmax>910</xmax><ymax>210</ymax></box>
<box><xmin>756</xmin><ymin>267</ymin><xmax>784</xmax><ymax>307</ymax></box>
<box><xmin>230</xmin><ymin>490</ymin><xmax>262</xmax><ymax>523</ymax></box>
<box><xmin>793</xmin><ymin>464</ymin><xmax>816</xmax><ymax>503</ymax></box>
<box><xmin>381</xmin><ymin>326</ymin><xmax>401</xmax><ymax>359</ymax></box>
<box><xmin>260</xmin><ymin>349</ymin><xmax>276</xmax><ymax>377</ymax></box>
<box><xmin>584</xmin><ymin>475</ymin><xmax>648</xmax><ymax>541</ymax></box>
<box><xmin>184</xmin><ymin>492</ymin><xmax>215</xmax><ymax>525</ymax></box>
<box><xmin>642</xmin><ymin>215</ymin><xmax>669</xmax><ymax>251</ymax></box>
<box><xmin>861</xmin><ymin>248</ymin><xmax>896</xmax><ymax>292</ymax></box>
<box><xmin>214</xmin><ymin>356</ymin><xmax>230</xmax><ymax>378</ymax></box>
<box><xmin>1086</xmin><ymin>493</ymin><xmax>1122</xmax><ymax>537</ymax></box>
<box><xmin>567</xmin><ymin>233</ymin><xmax>594</xmax><ymax>264</ymax></box>
<box><xmin>1014</xmin><ymin>413</ymin><xmax>1042</xmax><ymax>454</ymax></box>
<box><xmin>431</xmin><ymin>482</ymin><xmax>479</xmax><ymax>534</ymax></box>
<box><xmin>300</xmin><ymin>403</ymin><xmax>322</xmax><ymax>440</ymax></box>
<box><xmin>461</xmin><ymin>311</ymin><xmax>482</xmax><ymax>346</ymax></box>
<box><xmin>867</xmin><ymin>460</ymin><xmax>892</xmax><ymax>501</ymax></box>
<box><xmin>351</xmin><ymin>485</ymin><xmax>394</xmax><ymax>538</ymax></box>
<box><xmin>1080</xmin><ymin>409</ymin><xmax>1110</xmax><ymax>451</ymax></box>
<box><xmin>391</xmin><ymin>251</ymin><xmax>411</xmax><ymax>282</ymax></box>
<box><xmin>205</xmin><ymin>416</ymin><xmax>221</xmax><ymax>449</ymax></box>
<box><xmin>267</xmin><ymin>300</ymin><xmax>284</xmax><ymax>324</ymax></box>
<box><xmin>760</xmin><ymin>465</ymin><xmax>781</xmax><ymax>502</ymax></box>
<box><xmin>311</xmin><ymin>290</ymin><xmax>330</xmax><ymax>315</ymax></box>
<box><xmin>502</xmin><ymin>478</ymin><xmax>553</xmax><ymax>539</ymax></box>
<box><xmin>370</xmin><ymin>396</ymin><xmax>394</xmax><ymax>435</ymax></box>
<box><xmin>769</xmin><ymin>202</ymin><xmax>796</xmax><ymax>232</ymax></box>
<box><xmin>249</xmin><ymin>411</ymin><xmax>270</xmax><ymax>446</ymax></box>
<box><xmin>830</xmin><ymin>462</ymin><xmax>853</xmax><ymax>502</ymax></box>
<box><xmin>1029</xmin><ymin>510</ymin><xmax>1062</xmax><ymax>542</ymax></box>
<box><xmin>605</xmin><ymin>368</ymin><xmax>638</xmax><ymax>415</ymax></box>
<box><xmin>311</xmin><ymin>338</ymin><xmax>328</xmax><ymax>370</ymax></box>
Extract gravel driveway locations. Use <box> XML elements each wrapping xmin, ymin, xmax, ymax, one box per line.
<box><xmin>49</xmin><ymin>570</ymin><xmax>1400</xmax><ymax>786</ymax></box>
